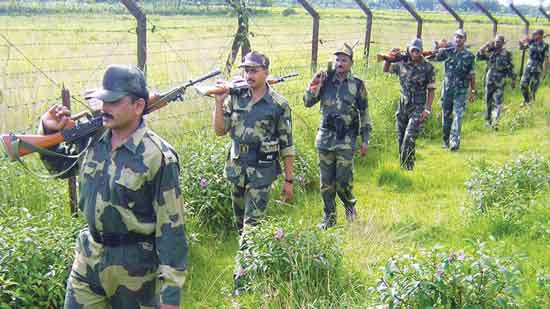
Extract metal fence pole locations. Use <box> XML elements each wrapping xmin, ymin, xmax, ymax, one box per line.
<box><xmin>297</xmin><ymin>0</ymin><xmax>320</xmax><ymax>72</ymax></box>
<box><xmin>539</xmin><ymin>5</ymin><xmax>550</xmax><ymax>21</ymax></box>
<box><xmin>474</xmin><ymin>1</ymin><xmax>498</xmax><ymax>37</ymax></box>
<box><xmin>352</xmin><ymin>0</ymin><xmax>373</xmax><ymax>67</ymax></box>
<box><xmin>398</xmin><ymin>0</ymin><xmax>422</xmax><ymax>38</ymax></box>
<box><xmin>61</xmin><ymin>86</ymin><xmax>77</xmax><ymax>216</ymax></box>
<box><xmin>121</xmin><ymin>0</ymin><xmax>147</xmax><ymax>74</ymax></box>
<box><xmin>510</xmin><ymin>3</ymin><xmax>529</xmax><ymax>79</ymax></box>
<box><xmin>438</xmin><ymin>0</ymin><xmax>463</xmax><ymax>30</ymax></box>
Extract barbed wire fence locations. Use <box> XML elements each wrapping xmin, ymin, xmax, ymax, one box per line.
<box><xmin>1</xmin><ymin>0</ymin><xmax>550</xmax><ymax>209</ymax></box>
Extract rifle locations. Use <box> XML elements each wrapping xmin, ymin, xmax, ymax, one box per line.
<box><xmin>376</xmin><ymin>48</ymin><xmax>433</xmax><ymax>63</ymax></box>
<box><xmin>194</xmin><ymin>73</ymin><xmax>300</xmax><ymax>97</ymax></box>
<box><xmin>1</xmin><ymin>69</ymin><xmax>222</xmax><ymax>162</ymax></box>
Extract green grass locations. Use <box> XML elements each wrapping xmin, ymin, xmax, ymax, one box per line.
<box><xmin>1</xmin><ymin>7</ymin><xmax>549</xmax><ymax>307</ymax></box>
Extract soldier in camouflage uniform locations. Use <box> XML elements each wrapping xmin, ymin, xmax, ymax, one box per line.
<box><xmin>212</xmin><ymin>51</ymin><xmax>294</xmax><ymax>294</ymax></box>
<box><xmin>304</xmin><ymin>44</ymin><xmax>372</xmax><ymax>229</ymax></box>
<box><xmin>432</xmin><ymin>29</ymin><xmax>476</xmax><ymax>151</ymax></box>
<box><xmin>519</xmin><ymin>29</ymin><xmax>549</xmax><ymax>106</ymax></box>
<box><xmin>477</xmin><ymin>35</ymin><xmax>517</xmax><ymax>129</ymax></box>
<box><xmin>39</xmin><ymin>65</ymin><xmax>188</xmax><ymax>309</ymax></box>
<box><xmin>383</xmin><ymin>38</ymin><xmax>436</xmax><ymax>170</ymax></box>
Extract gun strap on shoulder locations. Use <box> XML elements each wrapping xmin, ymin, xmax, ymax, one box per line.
<box><xmin>10</xmin><ymin>133</ymin><xmax>95</xmax><ymax>179</ymax></box>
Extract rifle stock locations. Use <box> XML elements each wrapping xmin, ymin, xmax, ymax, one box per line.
<box><xmin>1</xmin><ymin>69</ymin><xmax>221</xmax><ymax>161</ymax></box>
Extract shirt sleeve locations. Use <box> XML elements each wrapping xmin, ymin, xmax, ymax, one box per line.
<box><xmin>389</xmin><ymin>62</ymin><xmax>400</xmax><ymax>75</ymax></box>
<box><xmin>154</xmin><ymin>152</ymin><xmax>188</xmax><ymax>306</ymax></box>
<box><xmin>476</xmin><ymin>50</ymin><xmax>489</xmax><ymax>61</ymax></box>
<box><xmin>427</xmin><ymin>64</ymin><xmax>436</xmax><ymax>89</ymax></box>
<box><xmin>303</xmin><ymin>84</ymin><xmax>321</xmax><ymax>108</ymax></box>
<box><xmin>222</xmin><ymin>96</ymin><xmax>234</xmax><ymax>134</ymax></box>
<box><xmin>277</xmin><ymin>102</ymin><xmax>295</xmax><ymax>158</ymax></box>
<box><xmin>356</xmin><ymin>81</ymin><xmax>372</xmax><ymax>145</ymax></box>
<box><xmin>433</xmin><ymin>48</ymin><xmax>450</xmax><ymax>62</ymax></box>
<box><xmin>507</xmin><ymin>51</ymin><xmax>517</xmax><ymax>80</ymax></box>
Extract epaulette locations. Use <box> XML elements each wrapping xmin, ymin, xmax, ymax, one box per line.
<box><xmin>146</xmin><ymin>130</ymin><xmax>179</xmax><ymax>165</ymax></box>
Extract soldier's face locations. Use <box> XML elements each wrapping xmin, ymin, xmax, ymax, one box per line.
<box><xmin>494</xmin><ymin>40</ymin><xmax>504</xmax><ymax>49</ymax></box>
<box><xmin>533</xmin><ymin>33</ymin><xmax>542</xmax><ymax>41</ymax></box>
<box><xmin>334</xmin><ymin>54</ymin><xmax>352</xmax><ymax>75</ymax></box>
<box><xmin>243</xmin><ymin>66</ymin><xmax>268</xmax><ymax>89</ymax></box>
<box><xmin>454</xmin><ymin>35</ymin><xmax>466</xmax><ymax>47</ymax></box>
<box><xmin>101</xmin><ymin>95</ymin><xmax>144</xmax><ymax>130</ymax></box>
<box><xmin>409</xmin><ymin>48</ymin><xmax>421</xmax><ymax>61</ymax></box>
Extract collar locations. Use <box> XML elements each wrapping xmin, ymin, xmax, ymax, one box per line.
<box><xmin>246</xmin><ymin>84</ymin><xmax>274</xmax><ymax>105</ymax></box>
<box><xmin>330</xmin><ymin>71</ymin><xmax>354</xmax><ymax>84</ymax></box>
<box><xmin>100</xmin><ymin>120</ymin><xmax>147</xmax><ymax>154</ymax></box>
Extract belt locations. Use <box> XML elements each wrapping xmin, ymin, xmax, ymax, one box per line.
<box><xmin>90</xmin><ymin>229</ymin><xmax>154</xmax><ymax>247</ymax></box>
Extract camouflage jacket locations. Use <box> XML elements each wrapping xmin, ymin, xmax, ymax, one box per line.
<box><xmin>521</xmin><ymin>40</ymin><xmax>549</xmax><ymax>72</ymax></box>
<box><xmin>39</xmin><ymin>121</ymin><xmax>188</xmax><ymax>306</ymax></box>
<box><xmin>476</xmin><ymin>47</ymin><xmax>516</xmax><ymax>81</ymax></box>
<box><xmin>433</xmin><ymin>47</ymin><xmax>476</xmax><ymax>89</ymax></box>
<box><xmin>303</xmin><ymin>72</ymin><xmax>372</xmax><ymax>151</ymax></box>
<box><xmin>389</xmin><ymin>58</ymin><xmax>436</xmax><ymax>105</ymax></box>
<box><xmin>222</xmin><ymin>86</ymin><xmax>294</xmax><ymax>189</ymax></box>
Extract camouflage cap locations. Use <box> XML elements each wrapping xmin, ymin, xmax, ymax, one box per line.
<box><xmin>494</xmin><ymin>34</ymin><xmax>505</xmax><ymax>43</ymax></box>
<box><xmin>85</xmin><ymin>64</ymin><xmax>149</xmax><ymax>104</ymax></box>
<box><xmin>454</xmin><ymin>28</ymin><xmax>467</xmax><ymax>38</ymax></box>
<box><xmin>334</xmin><ymin>43</ymin><xmax>354</xmax><ymax>59</ymax></box>
<box><xmin>408</xmin><ymin>38</ymin><xmax>423</xmax><ymax>51</ymax></box>
<box><xmin>532</xmin><ymin>29</ymin><xmax>544</xmax><ymax>36</ymax></box>
<box><xmin>239</xmin><ymin>51</ymin><xmax>270</xmax><ymax>69</ymax></box>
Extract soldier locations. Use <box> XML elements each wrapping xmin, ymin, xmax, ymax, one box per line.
<box><xmin>477</xmin><ymin>34</ymin><xmax>516</xmax><ymax>129</ymax></box>
<box><xmin>304</xmin><ymin>44</ymin><xmax>372</xmax><ymax>230</ymax></box>
<box><xmin>519</xmin><ymin>29</ymin><xmax>549</xmax><ymax>106</ymax></box>
<box><xmin>212</xmin><ymin>51</ymin><xmax>294</xmax><ymax>293</ymax></box>
<box><xmin>383</xmin><ymin>38</ymin><xmax>436</xmax><ymax>170</ymax></box>
<box><xmin>38</xmin><ymin>65</ymin><xmax>188</xmax><ymax>308</ymax></box>
<box><xmin>432</xmin><ymin>29</ymin><xmax>476</xmax><ymax>151</ymax></box>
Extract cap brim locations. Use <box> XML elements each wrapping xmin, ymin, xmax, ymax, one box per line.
<box><xmin>238</xmin><ymin>61</ymin><xmax>262</xmax><ymax>68</ymax></box>
<box><xmin>84</xmin><ymin>88</ymin><xmax>128</xmax><ymax>103</ymax></box>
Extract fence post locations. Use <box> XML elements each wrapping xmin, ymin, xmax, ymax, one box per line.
<box><xmin>224</xmin><ymin>0</ymin><xmax>251</xmax><ymax>75</ymax></box>
<box><xmin>61</xmin><ymin>85</ymin><xmax>77</xmax><ymax>216</ymax></box>
<box><xmin>539</xmin><ymin>5</ymin><xmax>550</xmax><ymax>21</ymax></box>
<box><xmin>437</xmin><ymin>0</ymin><xmax>463</xmax><ymax>30</ymax></box>
<box><xmin>297</xmin><ymin>0</ymin><xmax>320</xmax><ymax>72</ymax></box>
<box><xmin>398</xmin><ymin>0</ymin><xmax>422</xmax><ymax>38</ymax></box>
<box><xmin>510</xmin><ymin>3</ymin><xmax>529</xmax><ymax>80</ymax></box>
<box><xmin>473</xmin><ymin>1</ymin><xmax>498</xmax><ymax>37</ymax></box>
<box><xmin>121</xmin><ymin>0</ymin><xmax>147</xmax><ymax>74</ymax></box>
<box><xmin>352</xmin><ymin>0</ymin><xmax>373</xmax><ymax>67</ymax></box>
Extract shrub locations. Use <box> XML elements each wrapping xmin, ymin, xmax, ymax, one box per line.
<box><xmin>235</xmin><ymin>219</ymin><xmax>361</xmax><ymax>306</ymax></box>
<box><xmin>370</xmin><ymin>242</ymin><xmax>523</xmax><ymax>307</ymax></box>
<box><xmin>465</xmin><ymin>153</ymin><xmax>550</xmax><ymax>223</ymax></box>
<box><xmin>281</xmin><ymin>7</ymin><xmax>297</xmax><ymax>16</ymax></box>
<box><xmin>0</xmin><ymin>206</ymin><xmax>83</xmax><ymax>308</ymax></box>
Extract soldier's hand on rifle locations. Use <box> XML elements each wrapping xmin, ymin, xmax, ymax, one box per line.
<box><xmin>309</xmin><ymin>71</ymin><xmax>327</xmax><ymax>92</ymax></box>
<box><xmin>360</xmin><ymin>142</ymin><xmax>368</xmax><ymax>157</ymax></box>
<box><xmin>281</xmin><ymin>180</ymin><xmax>293</xmax><ymax>203</ymax></box>
<box><xmin>420</xmin><ymin>109</ymin><xmax>431</xmax><ymax>123</ymax></box>
<box><xmin>213</xmin><ymin>80</ymin><xmax>230</xmax><ymax>105</ymax></box>
<box><xmin>41</xmin><ymin>104</ymin><xmax>71</xmax><ymax>133</ymax></box>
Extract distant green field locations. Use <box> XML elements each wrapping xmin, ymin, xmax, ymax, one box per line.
<box><xmin>1</xmin><ymin>6</ymin><xmax>549</xmax><ymax>308</ymax></box>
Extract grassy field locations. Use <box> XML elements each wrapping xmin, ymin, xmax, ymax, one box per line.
<box><xmin>1</xmin><ymin>6</ymin><xmax>550</xmax><ymax>308</ymax></box>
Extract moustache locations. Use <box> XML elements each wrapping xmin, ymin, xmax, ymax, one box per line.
<box><xmin>102</xmin><ymin>113</ymin><xmax>114</xmax><ymax>120</ymax></box>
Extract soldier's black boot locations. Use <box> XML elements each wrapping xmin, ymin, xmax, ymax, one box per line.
<box><xmin>318</xmin><ymin>213</ymin><xmax>336</xmax><ymax>230</ymax></box>
<box><xmin>345</xmin><ymin>206</ymin><xmax>357</xmax><ymax>223</ymax></box>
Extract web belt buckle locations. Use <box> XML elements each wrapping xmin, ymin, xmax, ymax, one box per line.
<box><xmin>239</xmin><ymin>144</ymin><xmax>250</xmax><ymax>154</ymax></box>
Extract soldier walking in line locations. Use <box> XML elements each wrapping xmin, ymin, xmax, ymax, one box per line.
<box><xmin>519</xmin><ymin>29</ymin><xmax>549</xmax><ymax>107</ymax></box>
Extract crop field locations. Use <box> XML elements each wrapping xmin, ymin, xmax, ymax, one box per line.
<box><xmin>1</xmin><ymin>3</ymin><xmax>550</xmax><ymax>308</ymax></box>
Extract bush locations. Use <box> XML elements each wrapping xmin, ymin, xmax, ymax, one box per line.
<box><xmin>235</xmin><ymin>219</ymin><xmax>362</xmax><ymax>306</ymax></box>
<box><xmin>281</xmin><ymin>7</ymin><xmax>297</xmax><ymax>16</ymax></box>
<box><xmin>0</xmin><ymin>206</ymin><xmax>83</xmax><ymax>308</ymax></box>
<box><xmin>465</xmin><ymin>153</ymin><xmax>550</xmax><ymax>223</ymax></box>
<box><xmin>370</xmin><ymin>242</ymin><xmax>523</xmax><ymax>307</ymax></box>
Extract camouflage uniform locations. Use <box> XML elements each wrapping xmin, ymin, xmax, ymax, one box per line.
<box><xmin>304</xmin><ymin>71</ymin><xmax>372</xmax><ymax>226</ymax></box>
<box><xmin>476</xmin><ymin>46</ymin><xmax>516</xmax><ymax>125</ymax></box>
<box><xmin>520</xmin><ymin>40</ymin><xmax>549</xmax><ymax>103</ymax></box>
<box><xmin>39</xmin><ymin>65</ymin><xmax>188</xmax><ymax>308</ymax></box>
<box><xmin>433</xmin><ymin>43</ymin><xmax>475</xmax><ymax>150</ymax></box>
<box><xmin>389</xmin><ymin>56</ymin><xmax>436</xmax><ymax>170</ymax></box>
<box><xmin>222</xmin><ymin>86</ymin><xmax>294</xmax><ymax>233</ymax></box>
<box><xmin>40</xmin><ymin>122</ymin><xmax>188</xmax><ymax>308</ymax></box>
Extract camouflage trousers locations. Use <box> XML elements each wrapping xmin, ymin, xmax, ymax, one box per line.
<box><xmin>64</xmin><ymin>229</ymin><xmax>159</xmax><ymax>309</ymax></box>
<box><xmin>318</xmin><ymin>149</ymin><xmax>356</xmax><ymax>223</ymax></box>
<box><xmin>485</xmin><ymin>78</ymin><xmax>505</xmax><ymax>124</ymax></box>
<box><xmin>396</xmin><ymin>102</ymin><xmax>424</xmax><ymax>170</ymax></box>
<box><xmin>232</xmin><ymin>184</ymin><xmax>270</xmax><ymax>235</ymax></box>
<box><xmin>441</xmin><ymin>86</ymin><xmax>468</xmax><ymax>148</ymax></box>
<box><xmin>520</xmin><ymin>69</ymin><xmax>541</xmax><ymax>103</ymax></box>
